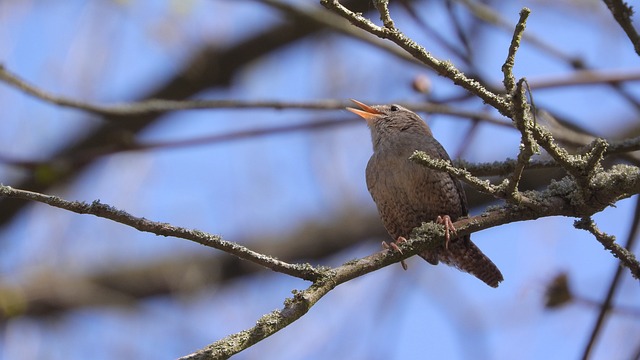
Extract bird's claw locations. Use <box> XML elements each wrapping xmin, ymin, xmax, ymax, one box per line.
<box><xmin>382</xmin><ymin>236</ymin><xmax>408</xmax><ymax>270</ymax></box>
<box><xmin>436</xmin><ymin>215</ymin><xmax>457</xmax><ymax>250</ymax></box>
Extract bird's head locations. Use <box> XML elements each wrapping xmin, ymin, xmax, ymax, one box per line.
<box><xmin>346</xmin><ymin>99</ymin><xmax>432</xmax><ymax>149</ymax></box>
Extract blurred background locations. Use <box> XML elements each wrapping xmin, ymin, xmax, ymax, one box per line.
<box><xmin>1</xmin><ymin>0</ymin><xmax>639</xmax><ymax>359</ymax></box>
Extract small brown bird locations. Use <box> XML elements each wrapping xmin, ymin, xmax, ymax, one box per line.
<box><xmin>347</xmin><ymin>99</ymin><xmax>503</xmax><ymax>288</ymax></box>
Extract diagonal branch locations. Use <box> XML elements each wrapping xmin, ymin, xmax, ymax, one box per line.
<box><xmin>320</xmin><ymin>0</ymin><xmax>511</xmax><ymax>117</ymax></box>
<box><xmin>578</xmin><ymin>195</ymin><xmax>640</xmax><ymax>359</ymax></box>
<box><xmin>0</xmin><ymin>185</ymin><xmax>322</xmax><ymax>282</ymax></box>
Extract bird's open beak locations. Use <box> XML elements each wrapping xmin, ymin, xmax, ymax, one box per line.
<box><xmin>346</xmin><ymin>99</ymin><xmax>382</xmax><ymax>123</ymax></box>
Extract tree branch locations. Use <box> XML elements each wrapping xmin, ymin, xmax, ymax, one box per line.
<box><xmin>0</xmin><ymin>185</ymin><xmax>322</xmax><ymax>282</ymax></box>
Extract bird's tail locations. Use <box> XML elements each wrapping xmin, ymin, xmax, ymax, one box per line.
<box><xmin>419</xmin><ymin>236</ymin><xmax>503</xmax><ymax>288</ymax></box>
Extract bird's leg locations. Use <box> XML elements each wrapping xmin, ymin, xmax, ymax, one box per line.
<box><xmin>436</xmin><ymin>215</ymin><xmax>457</xmax><ymax>250</ymax></box>
<box><xmin>382</xmin><ymin>236</ymin><xmax>408</xmax><ymax>271</ymax></box>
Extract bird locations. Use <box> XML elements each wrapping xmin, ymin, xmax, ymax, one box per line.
<box><xmin>347</xmin><ymin>99</ymin><xmax>503</xmax><ymax>288</ymax></box>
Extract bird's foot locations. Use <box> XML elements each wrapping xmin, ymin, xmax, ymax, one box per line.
<box><xmin>382</xmin><ymin>236</ymin><xmax>408</xmax><ymax>271</ymax></box>
<box><xmin>436</xmin><ymin>215</ymin><xmax>457</xmax><ymax>250</ymax></box>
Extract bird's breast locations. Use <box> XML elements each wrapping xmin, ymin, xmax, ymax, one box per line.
<box><xmin>366</xmin><ymin>144</ymin><xmax>464</xmax><ymax>239</ymax></box>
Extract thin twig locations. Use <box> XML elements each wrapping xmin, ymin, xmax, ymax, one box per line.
<box><xmin>501</xmin><ymin>8</ymin><xmax>530</xmax><ymax>93</ymax></box>
<box><xmin>500</xmin><ymin>11</ymin><xmax>534</xmax><ymax>204</ymax></box>
<box><xmin>373</xmin><ymin>0</ymin><xmax>395</xmax><ymax>29</ymax></box>
<box><xmin>530</xmin><ymin>123</ymin><xmax>597</xmax><ymax>194</ymax></box>
<box><xmin>577</xmin><ymin>197</ymin><xmax>640</xmax><ymax>359</ymax></box>
<box><xmin>581</xmin><ymin>138</ymin><xmax>609</xmax><ymax>183</ymax></box>
<box><xmin>574</xmin><ymin>217</ymin><xmax>640</xmax><ymax>279</ymax></box>
<box><xmin>412</xmin><ymin>150</ymin><xmax>547</xmax><ymax>209</ymax></box>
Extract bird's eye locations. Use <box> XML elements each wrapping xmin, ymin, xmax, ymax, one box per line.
<box><xmin>390</xmin><ymin>105</ymin><xmax>399</xmax><ymax>111</ymax></box>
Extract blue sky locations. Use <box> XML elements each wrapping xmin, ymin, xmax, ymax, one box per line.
<box><xmin>1</xmin><ymin>1</ymin><xmax>639</xmax><ymax>359</ymax></box>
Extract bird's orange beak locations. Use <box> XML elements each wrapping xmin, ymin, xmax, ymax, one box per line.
<box><xmin>346</xmin><ymin>99</ymin><xmax>382</xmax><ymax>123</ymax></box>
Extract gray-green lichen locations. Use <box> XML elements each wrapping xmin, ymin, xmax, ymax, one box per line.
<box><xmin>409</xmin><ymin>222</ymin><xmax>446</xmax><ymax>251</ymax></box>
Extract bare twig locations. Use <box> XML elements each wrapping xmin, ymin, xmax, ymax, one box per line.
<box><xmin>456</xmin><ymin>130</ymin><xmax>640</xmax><ymax>177</ymax></box>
